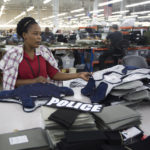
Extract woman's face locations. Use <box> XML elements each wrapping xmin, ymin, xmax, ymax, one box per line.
<box><xmin>23</xmin><ymin>24</ymin><xmax>41</xmax><ymax>48</ymax></box>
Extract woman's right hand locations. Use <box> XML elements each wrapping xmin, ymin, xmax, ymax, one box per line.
<box><xmin>34</xmin><ymin>76</ymin><xmax>48</xmax><ymax>83</ymax></box>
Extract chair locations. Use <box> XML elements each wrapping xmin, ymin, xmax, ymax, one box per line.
<box><xmin>122</xmin><ymin>55</ymin><xmax>148</xmax><ymax>69</ymax></box>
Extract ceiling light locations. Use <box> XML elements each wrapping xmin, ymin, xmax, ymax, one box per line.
<box><xmin>43</xmin><ymin>0</ymin><xmax>52</xmax><ymax>4</ymax></box>
<box><xmin>42</xmin><ymin>15</ymin><xmax>55</xmax><ymax>20</ymax></box>
<box><xmin>80</xmin><ymin>16</ymin><xmax>90</xmax><ymax>19</ymax></box>
<box><xmin>6</xmin><ymin>19</ymin><xmax>14</xmax><ymax>24</ymax></box>
<box><xmin>1</xmin><ymin>5</ymin><xmax>5</xmax><ymax>11</ymax></box>
<box><xmin>58</xmin><ymin>13</ymin><xmax>67</xmax><ymax>17</ymax></box>
<box><xmin>131</xmin><ymin>10</ymin><xmax>150</xmax><ymax>15</ymax></box>
<box><xmin>98</xmin><ymin>0</ymin><xmax>122</xmax><ymax>7</ymax></box>
<box><xmin>138</xmin><ymin>16</ymin><xmax>150</xmax><ymax>19</ymax></box>
<box><xmin>3</xmin><ymin>0</ymin><xmax>10</xmax><ymax>2</ymax></box>
<box><xmin>71</xmin><ymin>18</ymin><xmax>78</xmax><ymax>21</ymax></box>
<box><xmin>48</xmin><ymin>16</ymin><xmax>54</xmax><ymax>18</ymax></box>
<box><xmin>42</xmin><ymin>17</ymin><xmax>48</xmax><ymax>20</ymax></box>
<box><xmin>0</xmin><ymin>5</ymin><xmax>5</xmax><ymax>17</ymax></box>
<box><xmin>90</xmin><ymin>9</ymin><xmax>104</xmax><ymax>13</ymax></box>
<box><xmin>126</xmin><ymin>1</ymin><xmax>150</xmax><ymax>8</ymax></box>
<box><xmin>75</xmin><ymin>13</ymin><xmax>85</xmax><ymax>17</ymax></box>
<box><xmin>112</xmin><ymin>10</ymin><xmax>129</xmax><ymax>14</ymax></box>
<box><xmin>71</xmin><ymin>8</ymin><xmax>84</xmax><ymax>13</ymax></box>
<box><xmin>14</xmin><ymin>11</ymin><xmax>26</xmax><ymax>20</ymax></box>
<box><xmin>108</xmin><ymin>18</ymin><xmax>119</xmax><ymax>21</ymax></box>
<box><xmin>27</xmin><ymin>6</ymin><xmax>34</xmax><ymax>12</ymax></box>
<box><xmin>0</xmin><ymin>24</ymin><xmax>16</xmax><ymax>28</ymax></box>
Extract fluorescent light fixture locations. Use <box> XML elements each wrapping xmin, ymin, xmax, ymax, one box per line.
<box><xmin>99</xmin><ymin>0</ymin><xmax>122</xmax><ymax>7</ymax></box>
<box><xmin>43</xmin><ymin>0</ymin><xmax>52</xmax><ymax>4</ymax></box>
<box><xmin>1</xmin><ymin>5</ymin><xmax>5</xmax><ymax>11</ymax></box>
<box><xmin>6</xmin><ymin>19</ymin><xmax>14</xmax><ymax>24</ymax></box>
<box><xmin>108</xmin><ymin>18</ymin><xmax>119</xmax><ymax>21</ymax></box>
<box><xmin>126</xmin><ymin>1</ymin><xmax>150</xmax><ymax>8</ymax></box>
<box><xmin>58</xmin><ymin>13</ymin><xmax>67</xmax><ymax>17</ymax></box>
<box><xmin>71</xmin><ymin>18</ymin><xmax>78</xmax><ymax>21</ymax></box>
<box><xmin>3</xmin><ymin>0</ymin><xmax>10</xmax><ymax>2</ymax></box>
<box><xmin>138</xmin><ymin>16</ymin><xmax>150</xmax><ymax>19</ymax></box>
<box><xmin>75</xmin><ymin>13</ymin><xmax>85</xmax><ymax>17</ymax></box>
<box><xmin>90</xmin><ymin>9</ymin><xmax>104</xmax><ymax>13</ymax></box>
<box><xmin>0</xmin><ymin>24</ymin><xmax>16</xmax><ymax>28</ymax></box>
<box><xmin>112</xmin><ymin>10</ymin><xmax>129</xmax><ymax>14</ymax></box>
<box><xmin>48</xmin><ymin>15</ymin><xmax>54</xmax><ymax>18</ymax></box>
<box><xmin>14</xmin><ymin>11</ymin><xmax>26</xmax><ymax>19</ymax></box>
<box><xmin>71</xmin><ymin>8</ymin><xmax>84</xmax><ymax>13</ymax></box>
<box><xmin>131</xmin><ymin>10</ymin><xmax>150</xmax><ymax>15</ymax></box>
<box><xmin>80</xmin><ymin>16</ymin><xmax>90</xmax><ymax>19</ymax></box>
<box><xmin>112</xmin><ymin>21</ymin><xmax>120</xmax><ymax>24</ymax></box>
<box><xmin>42</xmin><ymin>15</ymin><xmax>55</xmax><ymax>20</ymax></box>
<box><xmin>42</xmin><ymin>17</ymin><xmax>48</xmax><ymax>20</ymax></box>
<box><xmin>27</xmin><ymin>6</ymin><xmax>34</xmax><ymax>12</ymax></box>
<box><xmin>0</xmin><ymin>5</ymin><xmax>5</xmax><ymax>17</ymax></box>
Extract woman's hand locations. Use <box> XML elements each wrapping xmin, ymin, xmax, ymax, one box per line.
<box><xmin>34</xmin><ymin>76</ymin><xmax>48</xmax><ymax>83</ymax></box>
<box><xmin>78</xmin><ymin>72</ymin><xmax>91</xmax><ymax>81</ymax></box>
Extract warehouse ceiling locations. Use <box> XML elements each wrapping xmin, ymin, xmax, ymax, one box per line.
<box><xmin>0</xmin><ymin>0</ymin><xmax>150</xmax><ymax>28</ymax></box>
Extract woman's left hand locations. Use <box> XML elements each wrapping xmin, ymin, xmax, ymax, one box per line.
<box><xmin>78</xmin><ymin>72</ymin><xmax>91</xmax><ymax>81</ymax></box>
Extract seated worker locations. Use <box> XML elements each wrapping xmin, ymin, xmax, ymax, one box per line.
<box><xmin>41</xmin><ymin>27</ymin><xmax>56</xmax><ymax>43</ymax></box>
<box><xmin>0</xmin><ymin>17</ymin><xmax>90</xmax><ymax>90</ymax></box>
<box><xmin>6</xmin><ymin>32</ymin><xmax>23</xmax><ymax>45</ymax></box>
<box><xmin>99</xmin><ymin>24</ymin><xmax>123</xmax><ymax>70</ymax></box>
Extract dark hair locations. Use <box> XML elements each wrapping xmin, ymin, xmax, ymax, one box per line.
<box><xmin>16</xmin><ymin>17</ymin><xmax>37</xmax><ymax>38</ymax></box>
<box><xmin>111</xmin><ymin>24</ymin><xmax>118</xmax><ymax>30</ymax></box>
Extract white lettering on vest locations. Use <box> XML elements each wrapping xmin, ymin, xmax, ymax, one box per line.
<box><xmin>56</xmin><ymin>100</ymin><xmax>69</xmax><ymax>107</ymax></box>
<box><xmin>73</xmin><ymin>102</ymin><xmax>83</xmax><ymax>109</ymax></box>
<box><xmin>91</xmin><ymin>105</ymin><xmax>103</xmax><ymax>112</ymax></box>
<box><xmin>47</xmin><ymin>97</ymin><xmax>60</xmax><ymax>105</ymax></box>
<box><xmin>80</xmin><ymin>104</ymin><xmax>92</xmax><ymax>111</ymax></box>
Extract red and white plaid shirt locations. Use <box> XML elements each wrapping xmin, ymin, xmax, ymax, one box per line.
<box><xmin>0</xmin><ymin>45</ymin><xmax>62</xmax><ymax>90</ymax></box>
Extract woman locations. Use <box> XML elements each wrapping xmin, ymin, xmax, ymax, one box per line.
<box><xmin>0</xmin><ymin>17</ymin><xmax>90</xmax><ymax>90</ymax></box>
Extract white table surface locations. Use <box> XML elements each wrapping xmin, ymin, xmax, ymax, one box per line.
<box><xmin>0</xmin><ymin>103</ymin><xmax>45</xmax><ymax>134</ymax></box>
<box><xmin>0</xmin><ymin>79</ymin><xmax>150</xmax><ymax>135</ymax></box>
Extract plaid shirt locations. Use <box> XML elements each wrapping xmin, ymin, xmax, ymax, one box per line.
<box><xmin>0</xmin><ymin>45</ymin><xmax>62</xmax><ymax>90</ymax></box>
